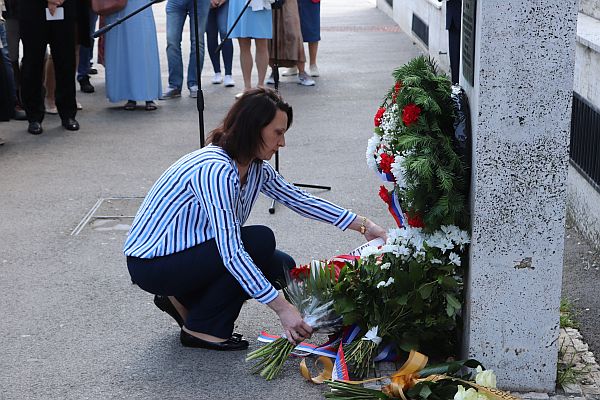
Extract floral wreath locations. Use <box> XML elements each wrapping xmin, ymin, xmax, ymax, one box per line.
<box><xmin>366</xmin><ymin>56</ymin><xmax>469</xmax><ymax>232</ymax></box>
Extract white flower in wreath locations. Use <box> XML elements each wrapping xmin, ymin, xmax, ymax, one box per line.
<box><xmin>454</xmin><ymin>385</ymin><xmax>479</xmax><ymax>400</ymax></box>
<box><xmin>366</xmin><ymin>135</ymin><xmax>381</xmax><ymax>172</ymax></box>
<box><xmin>390</xmin><ymin>155</ymin><xmax>407</xmax><ymax>188</ymax></box>
<box><xmin>380</xmin><ymin>103</ymin><xmax>399</xmax><ymax>139</ymax></box>
<box><xmin>360</xmin><ymin>246</ymin><xmax>380</xmax><ymax>259</ymax></box>
<box><xmin>379</xmin><ymin>244</ymin><xmax>398</xmax><ymax>255</ymax></box>
<box><xmin>376</xmin><ymin>277</ymin><xmax>395</xmax><ymax>288</ymax></box>
<box><xmin>430</xmin><ymin>258</ymin><xmax>443</xmax><ymax>264</ymax></box>
<box><xmin>475</xmin><ymin>366</ymin><xmax>497</xmax><ymax>388</ymax></box>
<box><xmin>362</xmin><ymin>326</ymin><xmax>383</xmax><ymax>345</ymax></box>
<box><xmin>409</xmin><ymin>233</ymin><xmax>425</xmax><ymax>252</ymax></box>
<box><xmin>415</xmin><ymin>250</ymin><xmax>427</xmax><ymax>262</ymax></box>
<box><xmin>449</xmin><ymin>252</ymin><xmax>461</xmax><ymax>266</ymax></box>
<box><xmin>430</xmin><ymin>231</ymin><xmax>454</xmax><ymax>252</ymax></box>
<box><xmin>380</xmin><ymin>262</ymin><xmax>391</xmax><ymax>270</ymax></box>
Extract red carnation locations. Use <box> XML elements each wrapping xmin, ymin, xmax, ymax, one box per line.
<box><xmin>374</xmin><ymin>107</ymin><xmax>386</xmax><ymax>127</ymax></box>
<box><xmin>379</xmin><ymin>185</ymin><xmax>391</xmax><ymax>204</ymax></box>
<box><xmin>406</xmin><ymin>212</ymin><xmax>425</xmax><ymax>228</ymax></box>
<box><xmin>402</xmin><ymin>103</ymin><xmax>421</xmax><ymax>126</ymax></box>
<box><xmin>392</xmin><ymin>81</ymin><xmax>402</xmax><ymax>103</ymax></box>
<box><xmin>290</xmin><ymin>265</ymin><xmax>310</xmax><ymax>281</ymax></box>
<box><xmin>379</xmin><ymin>153</ymin><xmax>394</xmax><ymax>173</ymax></box>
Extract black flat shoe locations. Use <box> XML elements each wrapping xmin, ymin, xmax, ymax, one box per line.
<box><xmin>180</xmin><ymin>330</ymin><xmax>249</xmax><ymax>351</ymax></box>
<box><xmin>153</xmin><ymin>295</ymin><xmax>184</xmax><ymax>327</ymax></box>
<box><xmin>28</xmin><ymin>121</ymin><xmax>43</xmax><ymax>135</ymax></box>
<box><xmin>62</xmin><ymin>118</ymin><xmax>80</xmax><ymax>131</ymax></box>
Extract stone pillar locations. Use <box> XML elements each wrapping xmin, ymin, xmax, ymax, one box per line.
<box><xmin>461</xmin><ymin>0</ymin><xmax>578</xmax><ymax>392</ymax></box>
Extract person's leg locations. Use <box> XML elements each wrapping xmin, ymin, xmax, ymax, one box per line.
<box><xmin>44</xmin><ymin>54</ymin><xmax>56</xmax><ymax>113</ymax></box>
<box><xmin>165</xmin><ymin>0</ymin><xmax>186</xmax><ymax>91</ymax></box>
<box><xmin>5</xmin><ymin>19</ymin><xmax>22</xmax><ymax>106</ymax></box>
<box><xmin>254</xmin><ymin>38</ymin><xmax>269</xmax><ymax>87</ymax></box>
<box><xmin>127</xmin><ymin>225</ymin><xmax>294</xmax><ymax>340</ymax></box>
<box><xmin>308</xmin><ymin>41</ymin><xmax>318</xmax><ymax>66</ymax></box>
<box><xmin>49</xmin><ymin>20</ymin><xmax>77</xmax><ymax>123</ymax></box>
<box><xmin>88</xmin><ymin>11</ymin><xmax>99</xmax><ymax>71</ymax></box>
<box><xmin>186</xmin><ymin>0</ymin><xmax>210</xmax><ymax>90</ymax></box>
<box><xmin>217</xmin><ymin>5</ymin><xmax>233</xmax><ymax>76</ymax></box>
<box><xmin>0</xmin><ymin>22</ymin><xmax>16</xmax><ymax>114</ymax></box>
<box><xmin>205</xmin><ymin>8</ymin><xmax>221</xmax><ymax>74</ymax></box>
<box><xmin>20</xmin><ymin>21</ymin><xmax>47</xmax><ymax>124</ymax></box>
<box><xmin>238</xmin><ymin>38</ymin><xmax>253</xmax><ymax>90</ymax></box>
<box><xmin>77</xmin><ymin>45</ymin><xmax>91</xmax><ymax>81</ymax></box>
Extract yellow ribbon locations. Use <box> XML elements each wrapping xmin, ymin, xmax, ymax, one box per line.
<box><xmin>300</xmin><ymin>350</ymin><xmax>520</xmax><ymax>400</ymax></box>
<box><xmin>300</xmin><ymin>356</ymin><xmax>333</xmax><ymax>383</ymax></box>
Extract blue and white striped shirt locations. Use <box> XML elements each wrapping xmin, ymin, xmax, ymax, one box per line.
<box><xmin>124</xmin><ymin>145</ymin><xmax>357</xmax><ymax>304</ymax></box>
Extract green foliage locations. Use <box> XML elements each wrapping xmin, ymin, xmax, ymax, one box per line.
<box><xmin>559</xmin><ymin>298</ymin><xmax>579</xmax><ymax>329</ymax></box>
<box><xmin>378</xmin><ymin>56</ymin><xmax>469</xmax><ymax>232</ymax></box>
<box><xmin>333</xmin><ymin>229</ymin><xmax>468</xmax><ymax>360</ymax></box>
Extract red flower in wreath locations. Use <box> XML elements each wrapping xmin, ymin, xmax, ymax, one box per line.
<box><xmin>379</xmin><ymin>185</ymin><xmax>391</xmax><ymax>204</ymax></box>
<box><xmin>379</xmin><ymin>153</ymin><xmax>394</xmax><ymax>173</ymax></box>
<box><xmin>374</xmin><ymin>107</ymin><xmax>386</xmax><ymax>127</ymax></box>
<box><xmin>290</xmin><ymin>265</ymin><xmax>310</xmax><ymax>280</ymax></box>
<box><xmin>392</xmin><ymin>81</ymin><xmax>402</xmax><ymax>103</ymax></box>
<box><xmin>402</xmin><ymin>103</ymin><xmax>421</xmax><ymax>126</ymax></box>
<box><xmin>407</xmin><ymin>212</ymin><xmax>425</xmax><ymax>228</ymax></box>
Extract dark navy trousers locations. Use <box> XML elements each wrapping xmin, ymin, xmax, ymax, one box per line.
<box><xmin>127</xmin><ymin>225</ymin><xmax>295</xmax><ymax>338</ymax></box>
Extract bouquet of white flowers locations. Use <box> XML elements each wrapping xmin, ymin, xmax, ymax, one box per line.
<box><xmin>247</xmin><ymin>260</ymin><xmax>343</xmax><ymax>380</ymax></box>
<box><xmin>333</xmin><ymin>225</ymin><xmax>470</xmax><ymax>378</ymax></box>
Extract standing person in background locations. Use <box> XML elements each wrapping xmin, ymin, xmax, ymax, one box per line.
<box><xmin>228</xmin><ymin>0</ymin><xmax>272</xmax><ymax>98</ymax></box>
<box><xmin>266</xmin><ymin>0</ymin><xmax>314</xmax><ymax>87</ymax></box>
<box><xmin>160</xmin><ymin>0</ymin><xmax>211</xmax><ymax>99</ymax></box>
<box><xmin>19</xmin><ymin>0</ymin><xmax>79</xmax><ymax>135</ymax></box>
<box><xmin>77</xmin><ymin>7</ymin><xmax>98</xmax><ymax>94</ymax></box>
<box><xmin>2</xmin><ymin>0</ymin><xmax>25</xmax><ymax>120</ymax></box>
<box><xmin>0</xmin><ymin>0</ymin><xmax>17</xmax><ymax>121</ymax></box>
<box><xmin>446</xmin><ymin>0</ymin><xmax>461</xmax><ymax>84</ymax></box>
<box><xmin>206</xmin><ymin>0</ymin><xmax>235</xmax><ymax>88</ymax></box>
<box><xmin>297</xmin><ymin>0</ymin><xmax>320</xmax><ymax>78</ymax></box>
<box><xmin>104</xmin><ymin>0</ymin><xmax>162</xmax><ymax>111</ymax></box>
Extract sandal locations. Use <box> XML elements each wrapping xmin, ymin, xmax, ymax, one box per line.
<box><xmin>124</xmin><ymin>100</ymin><xmax>136</xmax><ymax>111</ymax></box>
<box><xmin>145</xmin><ymin>101</ymin><xmax>157</xmax><ymax>111</ymax></box>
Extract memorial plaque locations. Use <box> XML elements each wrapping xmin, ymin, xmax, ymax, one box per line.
<box><xmin>462</xmin><ymin>0</ymin><xmax>476</xmax><ymax>86</ymax></box>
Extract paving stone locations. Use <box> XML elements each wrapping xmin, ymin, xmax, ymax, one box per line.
<box><xmin>563</xmin><ymin>383</ymin><xmax>584</xmax><ymax>395</ymax></box>
<box><xmin>520</xmin><ymin>392</ymin><xmax>550</xmax><ymax>399</ymax></box>
<box><xmin>574</xmin><ymin>340</ymin><xmax>590</xmax><ymax>353</ymax></box>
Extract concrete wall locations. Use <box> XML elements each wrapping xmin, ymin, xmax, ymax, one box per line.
<box><xmin>377</xmin><ymin>1</ymin><xmax>600</xmax><ymax>252</ymax></box>
<box><xmin>569</xmin><ymin>12</ymin><xmax>600</xmax><ymax>250</ymax></box>
<box><xmin>581</xmin><ymin>0</ymin><xmax>600</xmax><ymax>20</ymax></box>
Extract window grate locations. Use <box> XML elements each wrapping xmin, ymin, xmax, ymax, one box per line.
<box><xmin>411</xmin><ymin>13</ymin><xmax>429</xmax><ymax>48</ymax></box>
<box><xmin>570</xmin><ymin>92</ymin><xmax>600</xmax><ymax>193</ymax></box>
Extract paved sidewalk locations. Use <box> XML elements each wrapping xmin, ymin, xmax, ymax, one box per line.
<box><xmin>0</xmin><ymin>1</ymin><xmax>598</xmax><ymax>399</ymax></box>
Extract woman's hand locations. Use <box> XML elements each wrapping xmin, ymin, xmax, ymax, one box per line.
<box><xmin>267</xmin><ymin>294</ymin><xmax>313</xmax><ymax>344</ymax></box>
<box><xmin>350</xmin><ymin>215</ymin><xmax>388</xmax><ymax>242</ymax></box>
<box><xmin>364</xmin><ymin>219</ymin><xmax>387</xmax><ymax>242</ymax></box>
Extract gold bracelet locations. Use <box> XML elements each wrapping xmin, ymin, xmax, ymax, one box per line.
<box><xmin>359</xmin><ymin>217</ymin><xmax>367</xmax><ymax>235</ymax></box>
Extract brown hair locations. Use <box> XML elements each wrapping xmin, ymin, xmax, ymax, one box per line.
<box><xmin>208</xmin><ymin>88</ymin><xmax>293</xmax><ymax>165</ymax></box>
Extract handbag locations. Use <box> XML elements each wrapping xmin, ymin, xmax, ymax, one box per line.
<box><xmin>91</xmin><ymin>0</ymin><xmax>127</xmax><ymax>16</ymax></box>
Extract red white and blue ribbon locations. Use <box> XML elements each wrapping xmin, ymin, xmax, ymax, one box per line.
<box><xmin>257</xmin><ymin>331</ymin><xmax>338</xmax><ymax>358</ymax></box>
<box><xmin>389</xmin><ymin>187</ymin><xmax>406</xmax><ymax>228</ymax></box>
<box><xmin>379</xmin><ymin>170</ymin><xmax>396</xmax><ymax>183</ymax></box>
<box><xmin>331</xmin><ymin>342</ymin><xmax>350</xmax><ymax>381</ymax></box>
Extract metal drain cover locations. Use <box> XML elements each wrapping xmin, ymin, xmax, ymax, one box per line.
<box><xmin>72</xmin><ymin>197</ymin><xmax>143</xmax><ymax>235</ymax></box>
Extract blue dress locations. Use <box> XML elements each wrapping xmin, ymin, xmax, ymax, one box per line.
<box><xmin>104</xmin><ymin>0</ymin><xmax>162</xmax><ymax>102</ymax></box>
<box><xmin>227</xmin><ymin>0</ymin><xmax>272</xmax><ymax>39</ymax></box>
